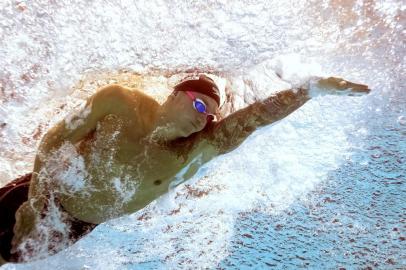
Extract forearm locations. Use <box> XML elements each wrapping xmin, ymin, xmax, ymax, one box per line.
<box><xmin>29</xmin><ymin>121</ymin><xmax>77</xmax><ymax>196</ymax></box>
<box><xmin>262</xmin><ymin>87</ymin><xmax>309</xmax><ymax>121</ymax></box>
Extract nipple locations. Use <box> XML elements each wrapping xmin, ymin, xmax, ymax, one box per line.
<box><xmin>153</xmin><ymin>179</ymin><xmax>162</xmax><ymax>186</ymax></box>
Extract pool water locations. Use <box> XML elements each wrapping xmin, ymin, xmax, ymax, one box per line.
<box><xmin>219</xmin><ymin>95</ymin><xmax>406</xmax><ymax>269</ymax></box>
<box><xmin>0</xmin><ymin>0</ymin><xmax>405</xmax><ymax>269</ymax></box>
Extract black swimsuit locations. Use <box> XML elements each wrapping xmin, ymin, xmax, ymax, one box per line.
<box><xmin>0</xmin><ymin>173</ymin><xmax>96</xmax><ymax>262</ymax></box>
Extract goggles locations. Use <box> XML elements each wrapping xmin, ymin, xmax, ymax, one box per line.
<box><xmin>185</xmin><ymin>91</ymin><xmax>216</xmax><ymax>122</ymax></box>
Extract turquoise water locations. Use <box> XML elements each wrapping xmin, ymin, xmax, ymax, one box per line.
<box><xmin>1</xmin><ymin>0</ymin><xmax>405</xmax><ymax>269</ymax></box>
<box><xmin>219</xmin><ymin>95</ymin><xmax>406</xmax><ymax>269</ymax></box>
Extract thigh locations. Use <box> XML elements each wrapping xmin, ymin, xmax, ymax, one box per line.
<box><xmin>0</xmin><ymin>173</ymin><xmax>32</xmax><ymax>262</ymax></box>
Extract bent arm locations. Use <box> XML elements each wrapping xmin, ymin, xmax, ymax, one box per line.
<box><xmin>30</xmin><ymin>84</ymin><xmax>128</xmax><ymax>194</ymax></box>
<box><xmin>38</xmin><ymin>84</ymin><xmax>127</xmax><ymax>153</ymax></box>
<box><xmin>202</xmin><ymin>76</ymin><xmax>370</xmax><ymax>155</ymax></box>
<box><xmin>12</xmin><ymin>85</ymin><xmax>129</xmax><ymax>252</ymax></box>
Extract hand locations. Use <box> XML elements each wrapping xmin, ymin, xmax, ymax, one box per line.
<box><xmin>308</xmin><ymin>77</ymin><xmax>370</xmax><ymax>97</ymax></box>
<box><xmin>319</xmin><ymin>77</ymin><xmax>370</xmax><ymax>93</ymax></box>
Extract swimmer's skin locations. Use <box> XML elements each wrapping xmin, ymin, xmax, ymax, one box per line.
<box><xmin>11</xmin><ymin>76</ymin><xmax>369</xmax><ymax>257</ymax></box>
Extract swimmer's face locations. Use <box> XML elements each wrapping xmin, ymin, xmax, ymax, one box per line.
<box><xmin>166</xmin><ymin>91</ymin><xmax>219</xmax><ymax>138</ymax></box>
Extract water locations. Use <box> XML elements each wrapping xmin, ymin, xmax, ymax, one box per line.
<box><xmin>1</xmin><ymin>0</ymin><xmax>405</xmax><ymax>269</ymax></box>
<box><xmin>220</xmin><ymin>97</ymin><xmax>406</xmax><ymax>269</ymax></box>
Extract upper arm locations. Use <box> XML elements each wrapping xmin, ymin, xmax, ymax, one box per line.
<box><xmin>202</xmin><ymin>102</ymin><xmax>268</xmax><ymax>154</ymax></box>
<box><xmin>202</xmin><ymin>88</ymin><xmax>310</xmax><ymax>154</ymax></box>
<box><xmin>29</xmin><ymin>85</ymin><xmax>130</xmax><ymax>199</ymax></box>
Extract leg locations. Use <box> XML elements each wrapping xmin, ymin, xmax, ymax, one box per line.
<box><xmin>0</xmin><ymin>173</ymin><xmax>32</xmax><ymax>262</ymax></box>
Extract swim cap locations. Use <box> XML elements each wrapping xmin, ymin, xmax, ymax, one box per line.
<box><xmin>174</xmin><ymin>75</ymin><xmax>221</xmax><ymax>106</ymax></box>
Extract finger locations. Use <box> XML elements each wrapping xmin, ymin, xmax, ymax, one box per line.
<box><xmin>346</xmin><ymin>81</ymin><xmax>370</xmax><ymax>93</ymax></box>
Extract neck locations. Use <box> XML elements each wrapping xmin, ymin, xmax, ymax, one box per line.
<box><xmin>148</xmin><ymin>105</ymin><xmax>178</xmax><ymax>144</ymax></box>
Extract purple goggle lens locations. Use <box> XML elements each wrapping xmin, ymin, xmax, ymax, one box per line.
<box><xmin>185</xmin><ymin>91</ymin><xmax>215</xmax><ymax>122</ymax></box>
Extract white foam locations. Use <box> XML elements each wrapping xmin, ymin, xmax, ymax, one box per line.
<box><xmin>64</xmin><ymin>102</ymin><xmax>91</xmax><ymax>131</ymax></box>
<box><xmin>1</xmin><ymin>0</ymin><xmax>398</xmax><ymax>268</ymax></box>
<box><xmin>14</xmin><ymin>194</ymin><xmax>73</xmax><ymax>262</ymax></box>
<box><xmin>267</xmin><ymin>54</ymin><xmax>325</xmax><ymax>88</ymax></box>
<box><xmin>111</xmin><ymin>175</ymin><xmax>140</xmax><ymax>205</ymax></box>
<box><xmin>397</xmin><ymin>115</ymin><xmax>406</xmax><ymax>126</ymax></box>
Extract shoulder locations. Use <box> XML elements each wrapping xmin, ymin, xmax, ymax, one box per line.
<box><xmin>93</xmin><ymin>84</ymin><xmax>134</xmax><ymax>100</ymax></box>
<box><xmin>92</xmin><ymin>84</ymin><xmax>159</xmax><ymax>108</ymax></box>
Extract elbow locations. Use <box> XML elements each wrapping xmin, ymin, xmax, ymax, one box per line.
<box><xmin>37</xmin><ymin>127</ymin><xmax>65</xmax><ymax>155</ymax></box>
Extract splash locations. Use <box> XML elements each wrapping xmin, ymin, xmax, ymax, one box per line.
<box><xmin>1</xmin><ymin>0</ymin><xmax>404</xmax><ymax>268</ymax></box>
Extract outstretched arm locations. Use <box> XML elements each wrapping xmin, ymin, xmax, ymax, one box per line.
<box><xmin>202</xmin><ymin>77</ymin><xmax>370</xmax><ymax>155</ymax></box>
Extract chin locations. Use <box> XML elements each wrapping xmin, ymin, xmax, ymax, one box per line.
<box><xmin>178</xmin><ymin>122</ymin><xmax>204</xmax><ymax>138</ymax></box>
<box><xmin>182</xmin><ymin>128</ymin><xmax>198</xmax><ymax>138</ymax></box>
<box><xmin>183</xmin><ymin>131</ymin><xmax>195</xmax><ymax>138</ymax></box>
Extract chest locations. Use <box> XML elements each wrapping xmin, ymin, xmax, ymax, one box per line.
<box><xmin>78</xmin><ymin>115</ymin><xmax>193</xmax><ymax>183</ymax></box>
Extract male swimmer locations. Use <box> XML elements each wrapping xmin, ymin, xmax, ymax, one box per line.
<box><xmin>0</xmin><ymin>74</ymin><xmax>370</xmax><ymax>263</ymax></box>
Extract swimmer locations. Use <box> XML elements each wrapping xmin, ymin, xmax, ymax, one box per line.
<box><xmin>0</xmin><ymin>74</ymin><xmax>370</xmax><ymax>263</ymax></box>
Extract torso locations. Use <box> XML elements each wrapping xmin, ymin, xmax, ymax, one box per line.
<box><xmin>57</xmin><ymin>91</ymin><xmax>216</xmax><ymax>224</ymax></box>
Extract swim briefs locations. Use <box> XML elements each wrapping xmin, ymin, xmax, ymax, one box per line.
<box><xmin>0</xmin><ymin>173</ymin><xmax>96</xmax><ymax>262</ymax></box>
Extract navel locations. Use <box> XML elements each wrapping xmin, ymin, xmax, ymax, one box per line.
<box><xmin>153</xmin><ymin>179</ymin><xmax>162</xmax><ymax>186</ymax></box>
